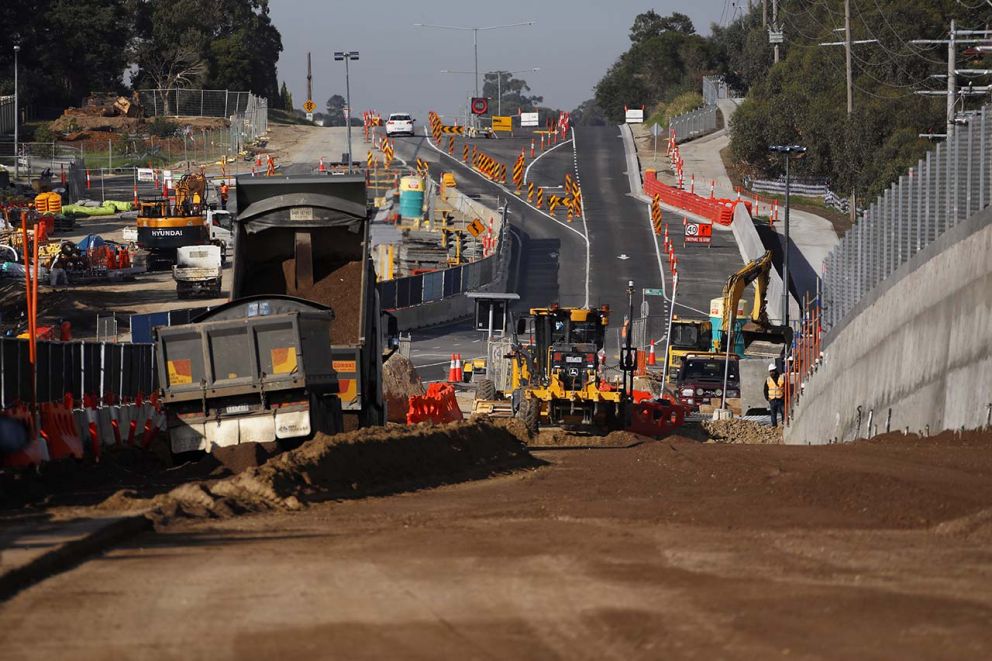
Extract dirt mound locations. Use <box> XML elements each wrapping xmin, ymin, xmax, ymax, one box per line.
<box><xmin>382</xmin><ymin>354</ymin><xmax>425</xmax><ymax>423</ymax></box>
<box><xmin>703</xmin><ymin>418</ymin><xmax>783</xmax><ymax>444</ymax></box>
<box><xmin>148</xmin><ymin>420</ymin><xmax>537</xmax><ymax>524</ymax></box>
<box><xmin>529</xmin><ymin>429</ymin><xmax>649</xmax><ymax>448</ymax></box>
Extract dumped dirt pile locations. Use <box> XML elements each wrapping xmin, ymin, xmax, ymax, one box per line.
<box><xmin>382</xmin><ymin>353</ymin><xmax>425</xmax><ymax>423</ymax></box>
<box><xmin>279</xmin><ymin>259</ymin><xmax>364</xmax><ymax>343</ymax></box>
<box><xmin>529</xmin><ymin>429</ymin><xmax>649</xmax><ymax>448</ymax></box>
<box><xmin>148</xmin><ymin>420</ymin><xmax>536</xmax><ymax>522</ymax></box>
<box><xmin>703</xmin><ymin>418</ymin><xmax>783</xmax><ymax>444</ymax></box>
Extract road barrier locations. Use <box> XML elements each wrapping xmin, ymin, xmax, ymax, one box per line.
<box><xmin>644</xmin><ymin>169</ymin><xmax>748</xmax><ymax>225</ymax></box>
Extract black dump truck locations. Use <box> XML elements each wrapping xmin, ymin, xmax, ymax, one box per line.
<box><xmin>156</xmin><ymin>175</ymin><xmax>396</xmax><ymax>454</ymax></box>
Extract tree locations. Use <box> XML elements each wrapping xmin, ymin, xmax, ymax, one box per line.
<box><xmin>279</xmin><ymin>81</ymin><xmax>293</xmax><ymax>111</ymax></box>
<box><xmin>629</xmin><ymin>10</ymin><xmax>695</xmax><ymax>44</ymax></box>
<box><xmin>570</xmin><ymin>99</ymin><xmax>607</xmax><ymax>127</ymax></box>
<box><xmin>324</xmin><ymin>94</ymin><xmax>346</xmax><ymax>126</ymax></box>
<box><xmin>482</xmin><ymin>72</ymin><xmax>543</xmax><ymax>116</ymax></box>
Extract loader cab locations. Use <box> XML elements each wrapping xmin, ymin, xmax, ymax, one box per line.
<box><xmin>526</xmin><ymin>306</ymin><xmax>609</xmax><ymax>388</ymax></box>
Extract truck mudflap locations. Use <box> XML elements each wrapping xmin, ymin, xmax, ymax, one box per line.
<box><xmin>331</xmin><ymin>348</ymin><xmax>362</xmax><ymax>411</ymax></box>
<box><xmin>168</xmin><ymin>404</ymin><xmax>312</xmax><ymax>453</ymax></box>
<box><xmin>626</xmin><ymin>398</ymin><xmax>686</xmax><ymax>438</ymax></box>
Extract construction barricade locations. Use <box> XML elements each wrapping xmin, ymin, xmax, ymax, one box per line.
<box><xmin>644</xmin><ymin>169</ymin><xmax>750</xmax><ymax>226</ymax></box>
<box><xmin>406</xmin><ymin>383</ymin><xmax>464</xmax><ymax>425</ymax></box>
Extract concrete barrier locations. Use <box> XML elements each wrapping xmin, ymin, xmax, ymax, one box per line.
<box><xmin>730</xmin><ymin>203</ymin><xmax>796</xmax><ymax>325</ymax></box>
<box><xmin>785</xmin><ymin>206</ymin><xmax>992</xmax><ymax>444</ymax></box>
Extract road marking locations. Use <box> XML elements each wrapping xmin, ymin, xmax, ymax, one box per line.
<box><xmin>617</xmin><ymin>254</ymin><xmax>630</xmax><ymax>260</ymax></box>
<box><xmin>569</xmin><ymin>127</ymin><xmax>592</xmax><ymax>308</ymax></box>
<box><xmin>423</xmin><ymin>127</ymin><xmax>591</xmax><ymax>308</ymax></box>
<box><xmin>524</xmin><ymin>138</ymin><xmax>573</xmax><ymax>183</ymax></box>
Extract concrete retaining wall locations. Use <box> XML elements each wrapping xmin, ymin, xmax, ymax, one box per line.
<box><xmin>730</xmin><ymin>203</ymin><xmax>795</xmax><ymax>325</ymax></box>
<box><xmin>785</xmin><ymin>206</ymin><xmax>992</xmax><ymax>444</ymax></box>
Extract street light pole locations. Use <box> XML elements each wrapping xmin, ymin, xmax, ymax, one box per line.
<box><xmin>334</xmin><ymin>51</ymin><xmax>359</xmax><ymax>173</ymax></box>
<box><xmin>13</xmin><ymin>45</ymin><xmax>20</xmax><ymax>181</ymax></box>
<box><xmin>768</xmin><ymin>144</ymin><xmax>807</xmax><ymax>329</ymax></box>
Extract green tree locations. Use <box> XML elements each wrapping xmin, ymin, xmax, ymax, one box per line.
<box><xmin>279</xmin><ymin>81</ymin><xmax>294</xmax><ymax>111</ymax></box>
<box><xmin>629</xmin><ymin>10</ymin><xmax>695</xmax><ymax>44</ymax></box>
<box><xmin>571</xmin><ymin>99</ymin><xmax>608</xmax><ymax>126</ymax></box>
<box><xmin>482</xmin><ymin>72</ymin><xmax>543</xmax><ymax>116</ymax></box>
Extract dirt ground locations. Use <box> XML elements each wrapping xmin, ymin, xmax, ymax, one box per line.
<box><xmin>1</xmin><ymin>428</ymin><xmax>991</xmax><ymax>659</ymax></box>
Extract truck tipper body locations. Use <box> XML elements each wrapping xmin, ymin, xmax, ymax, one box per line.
<box><xmin>156</xmin><ymin>174</ymin><xmax>393</xmax><ymax>453</ymax></box>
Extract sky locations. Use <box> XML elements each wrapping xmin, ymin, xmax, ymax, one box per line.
<box><xmin>268</xmin><ymin>0</ymin><xmax>741</xmax><ymax>122</ymax></box>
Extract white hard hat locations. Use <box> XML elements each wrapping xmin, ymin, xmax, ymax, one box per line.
<box><xmin>768</xmin><ymin>363</ymin><xmax>777</xmax><ymax>371</ymax></box>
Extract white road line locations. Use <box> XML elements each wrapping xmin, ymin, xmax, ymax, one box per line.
<box><xmin>569</xmin><ymin>127</ymin><xmax>592</xmax><ymax>308</ymax></box>
<box><xmin>423</xmin><ymin>128</ymin><xmax>591</xmax><ymax>308</ymax></box>
<box><xmin>524</xmin><ymin>138</ymin><xmax>573</xmax><ymax>183</ymax></box>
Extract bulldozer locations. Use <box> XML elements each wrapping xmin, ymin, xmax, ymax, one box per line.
<box><xmin>475</xmin><ymin>283</ymin><xmax>685</xmax><ymax>437</ymax></box>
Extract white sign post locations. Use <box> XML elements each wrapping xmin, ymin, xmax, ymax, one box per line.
<box><xmin>520</xmin><ymin>112</ymin><xmax>539</xmax><ymax>127</ymax></box>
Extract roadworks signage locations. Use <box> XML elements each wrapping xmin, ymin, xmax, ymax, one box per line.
<box><xmin>625</xmin><ymin>108</ymin><xmax>644</xmax><ymax>123</ymax></box>
<box><xmin>684</xmin><ymin>222</ymin><xmax>712</xmax><ymax>244</ymax></box>
<box><xmin>137</xmin><ymin>168</ymin><xmax>155</xmax><ymax>182</ymax></box>
<box><xmin>520</xmin><ymin>112</ymin><xmax>539</xmax><ymax>127</ymax></box>
<box><xmin>303</xmin><ymin>99</ymin><xmax>317</xmax><ymax>113</ymax></box>
<box><xmin>491</xmin><ymin>116</ymin><xmax>513</xmax><ymax>132</ymax></box>
<box><xmin>467</xmin><ymin>218</ymin><xmax>486</xmax><ymax>237</ymax></box>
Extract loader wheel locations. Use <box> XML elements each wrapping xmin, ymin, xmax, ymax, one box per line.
<box><xmin>516</xmin><ymin>397</ymin><xmax>539</xmax><ymax>435</ymax></box>
<box><xmin>475</xmin><ymin>379</ymin><xmax>497</xmax><ymax>401</ymax></box>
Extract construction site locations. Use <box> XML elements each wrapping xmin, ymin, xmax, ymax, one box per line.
<box><xmin>3</xmin><ymin>6</ymin><xmax>992</xmax><ymax>655</ymax></box>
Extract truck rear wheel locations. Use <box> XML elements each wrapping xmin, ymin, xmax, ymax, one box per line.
<box><xmin>475</xmin><ymin>379</ymin><xmax>496</xmax><ymax>401</ymax></box>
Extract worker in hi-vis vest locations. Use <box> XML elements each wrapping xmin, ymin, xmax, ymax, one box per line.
<box><xmin>764</xmin><ymin>363</ymin><xmax>786</xmax><ymax>427</ymax></box>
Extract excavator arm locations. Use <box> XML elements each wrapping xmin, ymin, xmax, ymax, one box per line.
<box><xmin>721</xmin><ymin>250</ymin><xmax>773</xmax><ymax>336</ymax></box>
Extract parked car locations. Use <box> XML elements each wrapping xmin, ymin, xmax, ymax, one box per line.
<box><xmin>385</xmin><ymin>113</ymin><xmax>415</xmax><ymax>137</ymax></box>
<box><xmin>675</xmin><ymin>353</ymin><xmax>741</xmax><ymax>415</ymax></box>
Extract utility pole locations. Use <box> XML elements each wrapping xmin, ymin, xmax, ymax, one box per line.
<box><xmin>763</xmin><ymin>0</ymin><xmax>768</xmax><ymax>27</ymax></box>
<box><xmin>306</xmin><ymin>52</ymin><xmax>312</xmax><ymax>106</ymax></box>
<box><xmin>948</xmin><ymin>19</ymin><xmax>956</xmax><ymax>137</ymax></box>
<box><xmin>772</xmin><ymin>0</ymin><xmax>779</xmax><ymax>63</ymax></box>
<box><xmin>845</xmin><ymin>0</ymin><xmax>855</xmax><ymax>223</ymax></box>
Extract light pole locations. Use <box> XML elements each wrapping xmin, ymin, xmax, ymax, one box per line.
<box><xmin>415</xmin><ymin>22</ymin><xmax>534</xmax><ymax>124</ymax></box>
<box><xmin>334</xmin><ymin>50</ymin><xmax>359</xmax><ymax>173</ymax></box>
<box><xmin>768</xmin><ymin>144</ymin><xmax>807</xmax><ymax>329</ymax></box>
<box><xmin>13</xmin><ymin>45</ymin><xmax>20</xmax><ymax>181</ymax></box>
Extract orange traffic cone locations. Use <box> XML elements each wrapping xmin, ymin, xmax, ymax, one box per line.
<box><xmin>454</xmin><ymin>354</ymin><xmax>463</xmax><ymax>382</ymax></box>
<box><xmin>448</xmin><ymin>354</ymin><xmax>458</xmax><ymax>383</ymax></box>
<box><xmin>648</xmin><ymin>341</ymin><xmax>656</xmax><ymax>366</ymax></box>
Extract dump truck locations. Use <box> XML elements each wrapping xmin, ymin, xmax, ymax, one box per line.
<box><xmin>172</xmin><ymin>244</ymin><xmax>222</xmax><ymax>298</ymax></box>
<box><xmin>156</xmin><ymin>174</ymin><xmax>396</xmax><ymax>453</ymax></box>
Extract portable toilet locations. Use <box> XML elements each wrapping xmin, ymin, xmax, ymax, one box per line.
<box><xmin>709</xmin><ymin>297</ymin><xmax>747</xmax><ymax>357</ymax></box>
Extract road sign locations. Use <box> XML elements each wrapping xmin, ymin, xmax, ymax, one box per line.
<box><xmin>625</xmin><ymin>108</ymin><xmax>644</xmax><ymax>124</ymax></box>
<box><xmin>640</xmin><ymin>300</ymin><xmax>649</xmax><ymax>317</ymax></box>
<box><xmin>685</xmin><ymin>221</ymin><xmax>712</xmax><ymax>244</ymax></box>
<box><xmin>471</xmin><ymin>97</ymin><xmax>489</xmax><ymax>115</ymax></box>
<box><xmin>520</xmin><ymin>112</ymin><xmax>539</xmax><ymax>127</ymax></box>
<box><xmin>466</xmin><ymin>218</ymin><xmax>486</xmax><ymax>237</ymax></box>
<box><xmin>306</xmin><ymin>112</ymin><xmax>314</xmax><ymax>121</ymax></box>
<box><xmin>303</xmin><ymin>99</ymin><xmax>317</xmax><ymax>113</ymax></box>
<box><xmin>491</xmin><ymin>116</ymin><xmax>512</xmax><ymax>132</ymax></box>
<box><xmin>650</xmin><ymin>123</ymin><xmax>662</xmax><ymax>137</ymax></box>
<box><xmin>642</xmin><ymin>288</ymin><xmax>665</xmax><ymax>297</ymax></box>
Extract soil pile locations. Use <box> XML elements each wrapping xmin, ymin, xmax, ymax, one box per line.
<box><xmin>382</xmin><ymin>353</ymin><xmax>425</xmax><ymax>423</ymax></box>
<box><xmin>279</xmin><ymin>259</ymin><xmax>364</xmax><ymax>343</ymax></box>
<box><xmin>147</xmin><ymin>420</ymin><xmax>538</xmax><ymax>523</ymax></box>
<box><xmin>529</xmin><ymin>429</ymin><xmax>648</xmax><ymax>448</ymax></box>
<box><xmin>703</xmin><ymin>418</ymin><xmax>783</xmax><ymax>444</ymax></box>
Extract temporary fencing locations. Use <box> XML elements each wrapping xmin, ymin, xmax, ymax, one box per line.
<box><xmin>668</xmin><ymin>105</ymin><xmax>718</xmax><ymax>144</ymax></box>
<box><xmin>137</xmin><ymin>89</ymin><xmax>253</xmax><ymax>118</ymax></box>
<box><xmin>644</xmin><ymin>169</ymin><xmax>748</xmax><ymax>225</ymax></box>
<box><xmin>822</xmin><ymin>104</ymin><xmax>992</xmax><ymax>332</ymax></box>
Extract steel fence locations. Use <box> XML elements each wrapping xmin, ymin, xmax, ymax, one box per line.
<box><xmin>0</xmin><ymin>95</ymin><xmax>13</xmax><ymax>136</ymax></box>
<box><xmin>702</xmin><ymin>76</ymin><xmax>738</xmax><ymax>105</ymax></box>
<box><xmin>822</xmin><ymin>104</ymin><xmax>992</xmax><ymax>332</ymax></box>
<box><xmin>669</xmin><ymin>105</ymin><xmax>718</xmax><ymax>144</ymax></box>
<box><xmin>137</xmin><ymin>89</ymin><xmax>252</xmax><ymax>118</ymax></box>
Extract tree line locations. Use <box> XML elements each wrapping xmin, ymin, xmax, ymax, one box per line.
<box><xmin>0</xmin><ymin>0</ymin><xmax>282</xmax><ymax>119</ymax></box>
<box><xmin>580</xmin><ymin>3</ymin><xmax>991</xmax><ymax>200</ymax></box>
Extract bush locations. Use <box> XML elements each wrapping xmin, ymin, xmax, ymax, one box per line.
<box><xmin>31</xmin><ymin>123</ymin><xmax>56</xmax><ymax>143</ymax></box>
<box><xmin>146</xmin><ymin>116</ymin><xmax>179</xmax><ymax>138</ymax></box>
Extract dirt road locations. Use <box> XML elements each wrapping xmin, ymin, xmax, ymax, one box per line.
<box><xmin>2</xmin><ymin>432</ymin><xmax>992</xmax><ymax>659</ymax></box>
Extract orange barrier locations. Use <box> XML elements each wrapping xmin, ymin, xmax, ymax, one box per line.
<box><xmin>39</xmin><ymin>402</ymin><xmax>83</xmax><ymax>460</ymax></box>
<box><xmin>644</xmin><ymin>169</ymin><xmax>750</xmax><ymax>226</ymax></box>
<box><xmin>0</xmin><ymin>405</ymin><xmax>48</xmax><ymax>467</ymax></box>
<box><xmin>626</xmin><ymin>398</ymin><xmax>686</xmax><ymax>438</ymax></box>
<box><xmin>406</xmin><ymin>383</ymin><xmax>464</xmax><ymax>425</ymax></box>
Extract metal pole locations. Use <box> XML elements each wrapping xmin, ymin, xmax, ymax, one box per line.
<box><xmin>474</xmin><ymin>28</ymin><xmax>479</xmax><ymax>99</ymax></box>
<box><xmin>772</xmin><ymin>0</ymin><xmax>780</xmax><ymax>63</ymax></box>
<box><xmin>783</xmin><ymin>153</ymin><xmax>791</xmax><ymax>329</ymax></box>
<box><xmin>720</xmin><ymin>304</ymin><xmax>735</xmax><ymax>411</ymax></box>
<box><xmin>845</xmin><ymin>0</ymin><xmax>857</xmax><ymax>224</ymax></box>
<box><xmin>345</xmin><ymin>56</ymin><xmax>353</xmax><ymax>173</ymax></box>
<box><xmin>660</xmin><ymin>274</ymin><xmax>678</xmax><ymax>387</ymax></box>
<box><xmin>948</xmin><ymin>19</ymin><xmax>956</xmax><ymax>136</ymax></box>
<box><xmin>13</xmin><ymin>46</ymin><xmax>19</xmax><ymax>180</ymax></box>
<box><xmin>497</xmin><ymin>73</ymin><xmax>501</xmax><ymax>116</ymax></box>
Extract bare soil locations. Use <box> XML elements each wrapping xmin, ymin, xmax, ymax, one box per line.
<box><xmin>278</xmin><ymin>258</ymin><xmax>363</xmax><ymax>343</ymax></box>
<box><xmin>2</xmin><ymin>429</ymin><xmax>992</xmax><ymax>658</ymax></box>
<box><xmin>382</xmin><ymin>353</ymin><xmax>425</xmax><ymax>423</ymax></box>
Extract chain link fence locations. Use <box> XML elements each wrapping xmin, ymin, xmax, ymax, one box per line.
<box><xmin>669</xmin><ymin>106</ymin><xmax>718</xmax><ymax>144</ymax></box>
<box><xmin>702</xmin><ymin>75</ymin><xmax>739</xmax><ymax>105</ymax></box>
<box><xmin>137</xmin><ymin>89</ymin><xmax>252</xmax><ymax>118</ymax></box>
<box><xmin>823</xmin><ymin>104</ymin><xmax>992</xmax><ymax>332</ymax></box>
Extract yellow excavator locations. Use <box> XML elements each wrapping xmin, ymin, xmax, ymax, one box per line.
<box><xmin>136</xmin><ymin>173</ymin><xmax>209</xmax><ymax>267</ymax></box>
<box><xmin>710</xmin><ymin>250</ymin><xmax>788</xmax><ymax>354</ymax></box>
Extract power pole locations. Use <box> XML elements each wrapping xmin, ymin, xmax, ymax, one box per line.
<box><xmin>845</xmin><ymin>0</ymin><xmax>855</xmax><ymax>223</ymax></box>
<box><xmin>307</xmin><ymin>52</ymin><xmax>312</xmax><ymax>105</ymax></box>
<box><xmin>772</xmin><ymin>0</ymin><xmax>779</xmax><ymax>63</ymax></box>
<box><xmin>763</xmin><ymin>0</ymin><xmax>768</xmax><ymax>27</ymax></box>
<box><xmin>948</xmin><ymin>19</ymin><xmax>956</xmax><ymax>137</ymax></box>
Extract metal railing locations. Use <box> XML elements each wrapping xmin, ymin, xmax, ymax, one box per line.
<box><xmin>0</xmin><ymin>95</ymin><xmax>13</xmax><ymax>135</ymax></box>
<box><xmin>702</xmin><ymin>75</ymin><xmax>738</xmax><ymax>105</ymax></box>
<box><xmin>669</xmin><ymin>105</ymin><xmax>718</xmax><ymax>144</ymax></box>
<box><xmin>822</xmin><ymin>104</ymin><xmax>992</xmax><ymax>332</ymax></box>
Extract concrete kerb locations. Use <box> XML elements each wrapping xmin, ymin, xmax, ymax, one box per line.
<box><xmin>0</xmin><ymin>514</ymin><xmax>152</xmax><ymax>603</ymax></box>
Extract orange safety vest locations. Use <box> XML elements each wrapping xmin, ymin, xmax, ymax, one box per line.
<box><xmin>767</xmin><ymin>375</ymin><xmax>785</xmax><ymax>400</ymax></box>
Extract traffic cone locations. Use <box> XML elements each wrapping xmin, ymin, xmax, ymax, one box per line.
<box><xmin>448</xmin><ymin>354</ymin><xmax>458</xmax><ymax>383</ymax></box>
<box><xmin>648</xmin><ymin>341</ymin><xmax>656</xmax><ymax>366</ymax></box>
<box><xmin>319</xmin><ymin>157</ymin><xmax>326</xmax><ymax>173</ymax></box>
<box><xmin>454</xmin><ymin>354</ymin><xmax>463</xmax><ymax>382</ymax></box>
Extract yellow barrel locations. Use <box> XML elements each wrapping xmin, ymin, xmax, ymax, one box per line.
<box><xmin>46</xmin><ymin>191</ymin><xmax>62</xmax><ymax>214</ymax></box>
<box><xmin>34</xmin><ymin>193</ymin><xmax>49</xmax><ymax>213</ymax></box>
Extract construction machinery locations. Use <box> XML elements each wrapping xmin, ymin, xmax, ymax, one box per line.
<box><xmin>136</xmin><ymin>173</ymin><xmax>209</xmax><ymax>267</ymax></box>
<box><xmin>156</xmin><ymin>174</ymin><xmax>398</xmax><ymax>453</ymax></box>
<box><xmin>476</xmin><ymin>283</ymin><xmax>685</xmax><ymax>437</ymax></box>
<box><xmin>172</xmin><ymin>244</ymin><xmax>222</xmax><ymax>299</ymax></box>
<box><xmin>665</xmin><ymin>318</ymin><xmax>712</xmax><ymax>382</ymax></box>
<box><xmin>710</xmin><ymin>250</ymin><xmax>788</xmax><ymax>354</ymax></box>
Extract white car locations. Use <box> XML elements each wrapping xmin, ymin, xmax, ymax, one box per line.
<box><xmin>385</xmin><ymin>113</ymin><xmax>415</xmax><ymax>137</ymax></box>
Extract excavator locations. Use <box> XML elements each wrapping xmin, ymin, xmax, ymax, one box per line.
<box><xmin>475</xmin><ymin>283</ymin><xmax>684</xmax><ymax>438</ymax></box>
<box><xmin>136</xmin><ymin>173</ymin><xmax>209</xmax><ymax>268</ymax></box>
<box><xmin>710</xmin><ymin>250</ymin><xmax>789</xmax><ymax>354</ymax></box>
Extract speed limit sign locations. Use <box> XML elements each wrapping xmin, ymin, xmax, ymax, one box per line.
<box><xmin>684</xmin><ymin>221</ymin><xmax>712</xmax><ymax>244</ymax></box>
<box><xmin>685</xmin><ymin>223</ymin><xmax>699</xmax><ymax>236</ymax></box>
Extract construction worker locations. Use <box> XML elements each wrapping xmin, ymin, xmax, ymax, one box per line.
<box><xmin>764</xmin><ymin>362</ymin><xmax>786</xmax><ymax>427</ymax></box>
<box><xmin>49</xmin><ymin>251</ymin><xmax>68</xmax><ymax>291</ymax></box>
<box><xmin>219</xmin><ymin>181</ymin><xmax>229</xmax><ymax>210</ymax></box>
